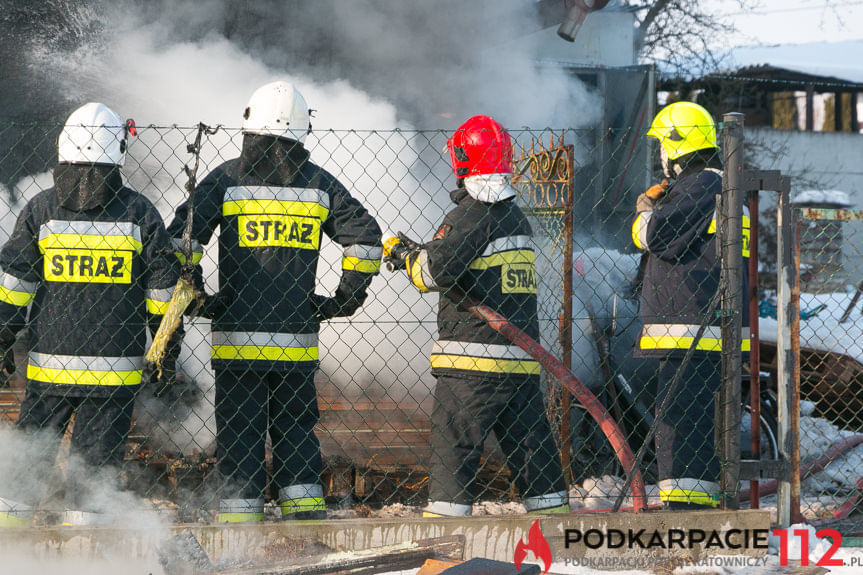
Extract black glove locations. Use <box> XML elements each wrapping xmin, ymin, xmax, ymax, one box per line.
<box><xmin>311</xmin><ymin>280</ymin><xmax>370</xmax><ymax>322</ymax></box>
<box><xmin>0</xmin><ymin>341</ymin><xmax>14</xmax><ymax>376</ymax></box>
<box><xmin>186</xmin><ymin>291</ymin><xmax>230</xmax><ymax>320</ymax></box>
<box><xmin>312</xmin><ymin>292</ymin><xmax>370</xmax><ymax>322</ymax></box>
<box><xmin>310</xmin><ymin>294</ymin><xmax>339</xmax><ymax>322</ymax></box>
<box><xmin>383</xmin><ymin>232</ymin><xmax>421</xmax><ymax>271</ymax></box>
<box><xmin>151</xmin><ymin>363</ymin><xmax>177</xmax><ymax>399</ymax></box>
<box><xmin>151</xmin><ymin>328</ymin><xmax>183</xmax><ymax>399</ymax></box>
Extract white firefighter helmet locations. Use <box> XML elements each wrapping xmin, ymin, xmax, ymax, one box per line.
<box><xmin>242</xmin><ymin>81</ymin><xmax>311</xmax><ymax>142</ymax></box>
<box><xmin>57</xmin><ymin>103</ymin><xmax>128</xmax><ymax>166</ymax></box>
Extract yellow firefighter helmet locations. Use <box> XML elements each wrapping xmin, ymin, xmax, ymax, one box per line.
<box><xmin>646</xmin><ymin>101</ymin><xmax>717</xmax><ymax>161</ymax></box>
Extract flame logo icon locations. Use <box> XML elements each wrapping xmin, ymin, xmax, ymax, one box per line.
<box><xmin>514</xmin><ymin>519</ymin><xmax>552</xmax><ymax>574</ymax></box>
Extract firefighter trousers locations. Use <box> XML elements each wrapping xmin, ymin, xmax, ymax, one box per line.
<box><xmin>214</xmin><ymin>369</ymin><xmax>322</xmax><ymax>500</ymax></box>
<box><xmin>13</xmin><ymin>389</ymin><xmax>134</xmax><ymax>509</ymax></box>
<box><xmin>428</xmin><ymin>373</ymin><xmax>566</xmax><ymax>507</ymax></box>
<box><xmin>655</xmin><ymin>355</ymin><xmax>721</xmax><ymax>494</ymax></box>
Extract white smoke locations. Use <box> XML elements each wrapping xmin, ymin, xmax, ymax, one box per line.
<box><xmin>0</xmin><ymin>425</ymin><xmax>169</xmax><ymax>572</ymax></box>
<box><xmin>12</xmin><ymin>1</ymin><xmax>605</xmax><ymax>456</ymax></box>
<box><xmin>0</xmin><ymin>172</ymin><xmax>54</xmax><ymax>245</ymax></box>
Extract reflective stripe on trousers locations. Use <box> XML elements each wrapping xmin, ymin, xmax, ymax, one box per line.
<box><xmin>211</xmin><ymin>331</ymin><xmax>319</xmax><ymax>362</ymax></box>
<box><xmin>27</xmin><ymin>352</ymin><xmax>144</xmax><ymax>386</ymax></box>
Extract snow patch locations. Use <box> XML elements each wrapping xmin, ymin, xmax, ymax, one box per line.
<box><xmin>792</xmin><ymin>189</ymin><xmax>852</xmax><ymax>207</ymax></box>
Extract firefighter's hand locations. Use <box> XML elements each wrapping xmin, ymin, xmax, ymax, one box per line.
<box><xmin>187</xmin><ymin>291</ymin><xmax>230</xmax><ymax>319</ymax></box>
<box><xmin>0</xmin><ymin>343</ymin><xmax>14</xmax><ymax>376</ymax></box>
<box><xmin>149</xmin><ymin>362</ymin><xmax>177</xmax><ymax>399</ymax></box>
<box><xmin>383</xmin><ymin>233</ymin><xmax>420</xmax><ymax>272</ymax></box>
<box><xmin>383</xmin><ymin>237</ymin><xmax>409</xmax><ymax>272</ymax></box>
<box><xmin>310</xmin><ymin>294</ymin><xmax>339</xmax><ymax>321</ymax></box>
<box><xmin>311</xmin><ymin>289</ymin><xmax>369</xmax><ymax>321</ymax></box>
<box><xmin>636</xmin><ymin>179</ymin><xmax>669</xmax><ymax>212</ymax></box>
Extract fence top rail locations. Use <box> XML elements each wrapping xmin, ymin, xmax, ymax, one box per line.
<box><xmin>797</xmin><ymin>207</ymin><xmax>863</xmax><ymax>221</ymax></box>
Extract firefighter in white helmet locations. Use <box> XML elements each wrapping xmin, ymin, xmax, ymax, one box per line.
<box><xmin>167</xmin><ymin>81</ymin><xmax>382</xmax><ymax>522</ymax></box>
<box><xmin>0</xmin><ymin>103</ymin><xmax>181</xmax><ymax>526</ymax></box>
<box><xmin>385</xmin><ymin>115</ymin><xmax>569</xmax><ymax>517</ymax></box>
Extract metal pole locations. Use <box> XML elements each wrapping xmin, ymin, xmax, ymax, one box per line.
<box><xmin>560</xmin><ymin>139</ymin><xmax>575</xmax><ymax>485</ymax></box>
<box><xmin>791</xmin><ymin>217</ymin><xmax>803</xmax><ymax>523</ymax></box>
<box><xmin>719</xmin><ymin>113</ymin><xmax>744</xmax><ymax>509</ymax></box>
<box><xmin>776</xmin><ymin>177</ymin><xmax>800</xmax><ymax>527</ymax></box>
<box><xmin>748</xmin><ymin>191</ymin><xmax>761</xmax><ymax>509</ymax></box>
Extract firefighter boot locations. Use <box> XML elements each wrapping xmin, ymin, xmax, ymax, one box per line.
<box><xmin>217</xmin><ymin>499</ymin><xmax>265</xmax><ymax>523</ymax></box>
<box><xmin>0</xmin><ymin>498</ymin><xmax>34</xmax><ymax>527</ymax></box>
<box><xmin>279</xmin><ymin>485</ymin><xmax>326</xmax><ymax>521</ymax></box>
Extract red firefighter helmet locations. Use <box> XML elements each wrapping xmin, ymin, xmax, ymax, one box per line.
<box><xmin>447</xmin><ymin>115</ymin><xmax>513</xmax><ymax>178</ymax></box>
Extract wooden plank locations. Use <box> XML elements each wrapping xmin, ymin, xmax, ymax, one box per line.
<box><xmin>213</xmin><ymin>536</ymin><xmax>465</xmax><ymax>575</ymax></box>
<box><xmin>418</xmin><ymin>559</ymin><xmax>463</xmax><ymax>575</ymax></box>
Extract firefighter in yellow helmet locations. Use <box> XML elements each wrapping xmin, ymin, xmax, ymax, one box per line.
<box><xmin>632</xmin><ymin>101</ymin><xmax>750</xmax><ymax>509</ymax></box>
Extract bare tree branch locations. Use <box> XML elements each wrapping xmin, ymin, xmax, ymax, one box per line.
<box><xmin>626</xmin><ymin>0</ymin><xmax>754</xmax><ymax>76</ymax></box>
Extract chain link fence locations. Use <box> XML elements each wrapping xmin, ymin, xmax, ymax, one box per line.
<box><xmin>0</xmin><ymin>120</ymin><xmax>856</xmax><ymax>527</ymax></box>
<box><xmin>758</xmin><ymin>203</ymin><xmax>863</xmax><ymax>529</ymax></box>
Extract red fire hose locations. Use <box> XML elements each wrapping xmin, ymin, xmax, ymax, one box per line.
<box><xmin>463</xmin><ymin>296</ymin><xmax>648</xmax><ymax>512</ymax></box>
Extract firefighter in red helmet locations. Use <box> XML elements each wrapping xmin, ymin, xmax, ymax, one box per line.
<box><xmin>385</xmin><ymin>115</ymin><xmax>569</xmax><ymax>516</ymax></box>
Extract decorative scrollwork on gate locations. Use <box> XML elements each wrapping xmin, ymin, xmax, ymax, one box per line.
<box><xmin>513</xmin><ymin>132</ymin><xmax>573</xmax><ymax>211</ymax></box>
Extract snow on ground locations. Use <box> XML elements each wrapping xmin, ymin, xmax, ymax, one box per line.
<box><xmin>760</xmin><ymin>291</ymin><xmax>863</xmax><ymax>365</ymax></box>
<box><xmin>760</xmin><ymin>291</ymin><xmax>863</xmax><ymax>497</ymax></box>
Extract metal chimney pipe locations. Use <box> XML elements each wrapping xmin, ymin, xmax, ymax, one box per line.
<box><xmin>557</xmin><ymin>0</ymin><xmax>610</xmax><ymax>42</ymax></box>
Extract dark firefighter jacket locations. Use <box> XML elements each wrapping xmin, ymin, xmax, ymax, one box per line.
<box><xmin>631</xmin><ymin>168</ymin><xmax>750</xmax><ymax>358</ymax></box>
<box><xmin>166</xmin><ymin>136</ymin><xmax>382</xmax><ymax>373</ymax></box>
<box><xmin>0</xmin><ymin>169</ymin><xmax>179</xmax><ymax>398</ymax></box>
<box><xmin>407</xmin><ymin>188</ymin><xmax>540</xmax><ymax>379</ymax></box>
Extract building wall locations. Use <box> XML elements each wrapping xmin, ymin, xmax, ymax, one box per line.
<box><xmin>749</xmin><ymin>127</ymin><xmax>863</xmax><ymax>288</ymax></box>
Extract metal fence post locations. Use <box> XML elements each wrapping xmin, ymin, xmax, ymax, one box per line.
<box><xmin>720</xmin><ymin>113</ymin><xmax>744</xmax><ymax>509</ymax></box>
<box><xmin>776</xmin><ymin>176</ymin><xmax>802</xmax><ymax>527</ymax></box>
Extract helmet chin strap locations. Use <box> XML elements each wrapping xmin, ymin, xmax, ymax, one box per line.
<box><xmin>659</xmin><ymin>145</ymin><xmax>684</xmax><ymax>179</ymax></box>
<box><xmin>660</xmin><ymin>145</ymin><xmax>673</xmax><ymax>179</ymax></box>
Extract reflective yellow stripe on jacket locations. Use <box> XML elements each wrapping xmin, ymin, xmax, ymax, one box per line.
<box><xmin>0</xmin><ymin>271</ymin><xmax>37</xmax><ymax>307</ymax></box>
<box><xmin>342</xmin><ymin>244</ymin><xmax>382</xmax><ymax>273</ymax></box>
<box><xmin>145</xmin><ymin>287</ymin><xmax>175</xmax><ymax>315</ymax></box>
<box><xmin>632</xmin><ymin>211</ymin><xmax>652</xmax><ymax>250</ymax></box>
<box><xmin>707</xmin><ymin>209</ymin><xmax>751</xmax><ymax>258</ymax></box>
<box><xmin>211</xmin><ymin>331</ymin><xmax>319</xmax><ymax>362</ymax></box>
<box><xmin>37</xmin><ymin>220</ymin><xmax>142</xmax><ymax>285</ymax></box>
<box><xmin>469</xmin><ymin>235</ymin><xmax>537</xmax><ymax>294</ymax></box>
<box><xmin>430</xmin><ymin>340</ymin><xmax>540</xmax><ymax>375</ymax></box>
<box><xmin>639</xmin><ymin>324</ymin><xmax>751</xmax><ymax>352</ymax></box>
<box><xmin>223</xmin><ymin>186</ymin><xmax>330</xmax><ymax>251</ymax></box>
<box><xmin>26</xmin><ymin>352</ymin><xmax>144</xmax><ymax>386</ymax></box>
<box><xmin>407</xmin><ymin>250</ymin><xmax>436</xmax><ymax>292</ymax></box>
<box><xmin>171</xmin><ymin>238</ymin><xmax>203</xmax><ymax>265</ymax></box>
